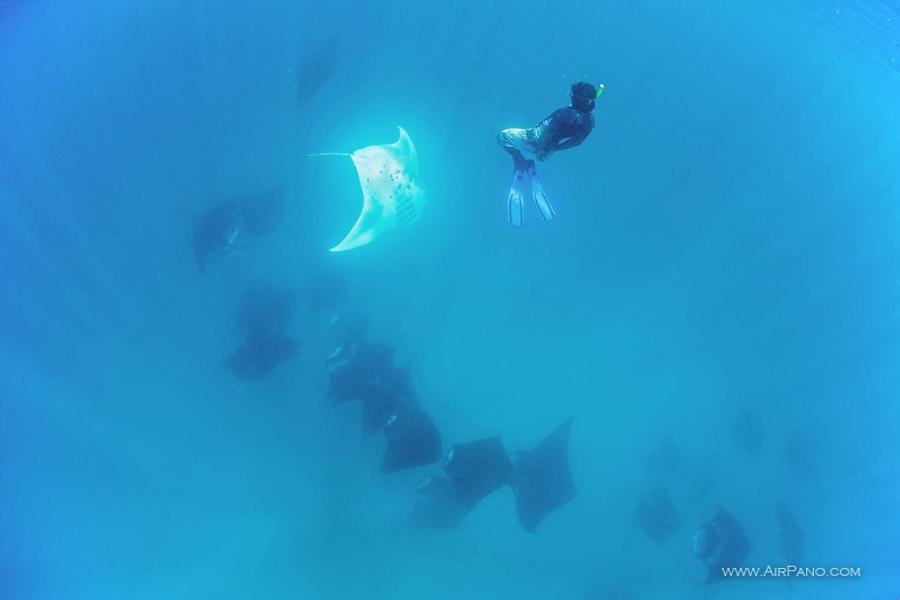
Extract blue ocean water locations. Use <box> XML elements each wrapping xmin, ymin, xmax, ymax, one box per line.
<box><xmin>1</xmin><ymin>1</ymin><xmax>899</xmax><ymax>598</ymax></box>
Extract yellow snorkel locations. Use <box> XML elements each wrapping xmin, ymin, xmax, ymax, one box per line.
<box><xmin>595</xmin><ymin>83</ymin><xmax>606</xmax><ymax>99</ymax></box>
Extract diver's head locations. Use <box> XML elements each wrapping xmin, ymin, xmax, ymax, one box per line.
<box><xmin>570</xmin><ymin>81</ymin><xmax>597</xmax><ymax>113</ymax></box>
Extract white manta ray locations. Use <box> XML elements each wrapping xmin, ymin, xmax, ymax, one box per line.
<box><xmin>310</xmin><ymin>127</ymin><xmax>424</xmax><ymax>252</ymax></box>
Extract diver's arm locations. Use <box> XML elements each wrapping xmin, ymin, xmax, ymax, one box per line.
<box><xmin>536</xmin><ymin>135</ymin><xmax>585</xmax><ymax>161</ymax></box>
<box><xmin>551</xmin><ymin>133</ymin><xmax>587</xmax><ymax>152</ymax></box>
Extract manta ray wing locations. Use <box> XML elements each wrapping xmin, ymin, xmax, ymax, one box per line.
<box><xmin>310</xmin><ymin>127</ymin><xmax>423</xmax><ymax>253</ymax></box>
<box><xmin>510</xmin><ymin>419</ymin><xmax>576</xmax><ymax>533</ymax></box>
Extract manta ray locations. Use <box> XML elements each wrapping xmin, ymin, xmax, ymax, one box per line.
<box><xmin>225</xmin><ymin>332</ymin><xmax>299</xmax><ymax>382</ymax></box>
<box><xmin>693</xmin><ymin>507</ymin><xmax>751</xmax><ymax>584</ymax></box>
<box><xmin>192</xmin><ymin>188</ymin><xmax>284</xmax><ymax>272</ymax></box>
<box><xmin>310</xmin><ymin>127</ymin><xmax>424</xmax><ymax>252</ymax></box>
<box><xmin>236</xmin><ymin>282</ymin><xmax>299</xmax><ymax>337</ymax></box>
<box><xmin>409</xmin><ymin>420</ymin><xmax>576</xmax><ymax>532</ymax></box>
<box><xmin>632</xmin><ymin>486</ymin><xmax>681</xmax><ymax>544</ymax></box>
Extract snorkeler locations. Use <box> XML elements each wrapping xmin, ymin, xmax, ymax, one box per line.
<box><xmin>497</xmin><ymin>81</ymin><xmax>603</xmax><ymax>226</ymax></box>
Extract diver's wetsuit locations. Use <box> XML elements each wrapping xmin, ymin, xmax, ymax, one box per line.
<box><xmin>498</xmin><ymin>106</ymin><xmax>594</xmax><ymax>169</ymax></box>
<box><xmin>497</xmin><ymin>85</ymin><xmax>598</xmax><ymax>226</ymax></box>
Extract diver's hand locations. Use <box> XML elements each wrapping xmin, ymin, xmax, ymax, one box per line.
<box><xmin>536</xmin><ymin>149</ymin><xmax>552</xmax><ymax>161</ymax></box>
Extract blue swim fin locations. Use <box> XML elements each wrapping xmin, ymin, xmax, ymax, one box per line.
<box><xmin>527</xmin><ymin>166</ymin><xmax>555</xmax><ymax>222</ymax></box>
<box><xmin>507</xmin><ymin>170</ymin><xmax>528</xmax><ymax>227</ymax></box>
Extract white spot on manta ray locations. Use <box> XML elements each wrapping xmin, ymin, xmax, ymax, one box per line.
<box><xmin>309</xmin><ymin>127</ymin><xmax>424</xmax><ymax>252</ymax></box>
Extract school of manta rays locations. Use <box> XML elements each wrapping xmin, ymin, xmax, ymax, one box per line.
<box><xmin>191</xmin><ymin>151</ymin><xmax>575</xmax><ymax>532</ymax></box>
<box><xmin>191</xmin><ymin>121</ymin><xmax>807</xmax><ymax>583</ymax></box>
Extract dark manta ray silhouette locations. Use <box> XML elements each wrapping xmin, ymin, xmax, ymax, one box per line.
<box><xmin>381</xmin><ymin>402</ymin><xmax>442</xmax><ymax>473</ymax></box>
<box><xmin>632</xmin><ymin>486</ymin><xmax>681</xmax><ymax>544</ymax></box>
<box><xmin>510</xmin><ymin>419</ymin><xmax>576</xmax><ymax>533</ymax></box>
<box><xmin>192</xmin><ymin>188</ymin><xmax>285</xmax><ymax>272</ymax></box>
<box><xmin>692</xmin><ymin>507</ymin><xmax>750</xmax><ymax>584</ymax></box>
<box><xmin>411</xmin><ymin>436</ymin><xmax>513</xmax><ymax>529</ymax></box>
<box><xmin>359</xmin><ymin>366</ymin><xmax>418</xmax><ymax>436</ymax></box>
<box><xmin>323</xmin><ymin>332</ymin><xmax>441</xmax><ymax>470</ymax></box>
<box><xmin>316</xmin><ymin>311</ymin><xmax>574</xmax><ymax>527</ymax></box>
<box><xmin>326</xmin><ymin>341</ymin><xmax>395</xmax><ymax>405</ymax></box>
<box><xmin>237</xmin><ymin>282</ymin><xmax>299</xmax><ymax>336</ymax></box>
<box><xmin>193</xmin><ymin>201</ymin><xmax>242</xmax><ymax>273</ymax></box>
<box><xmin>328</xmin><ymin>340</ymin><xmax>416</xmax><ymax>436</ymax></box>
<box><xmin>410</xmin><ymin>420</ymin><xmax>575</xmax><ymax>532</ymax></box>
<box><xmin>225</xmin><ymin>332</ymin><xmax>299</xmax><ymax>381</ymax></box>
